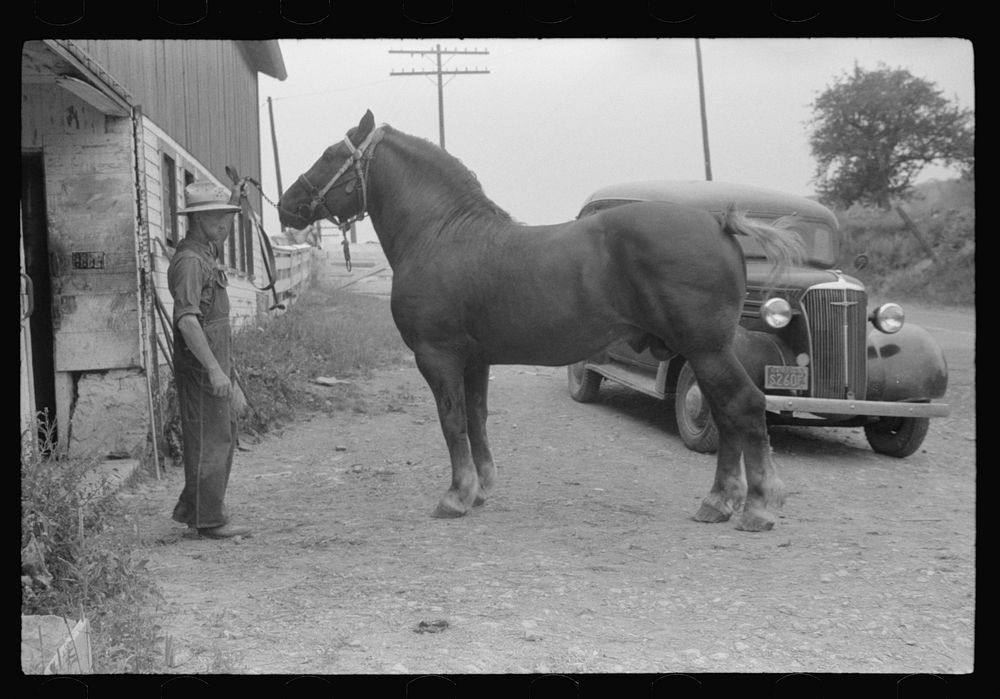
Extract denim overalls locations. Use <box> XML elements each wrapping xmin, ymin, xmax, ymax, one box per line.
<box><xmin>168</xmin><ymin>239</ymin><xmax>236</xmax><ymax>529</ymax></box>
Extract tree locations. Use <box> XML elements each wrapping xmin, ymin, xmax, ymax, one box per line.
<box><xmin>808</xmin><ymin>64</ymin><xmax>974</xmax><ymax>209</ymax></box>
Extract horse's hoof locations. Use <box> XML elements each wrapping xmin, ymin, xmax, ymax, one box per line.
<box><xmin>734</xmin><ymin>508</ymin><xmax>776</xmax><ymax>532</ymax></box>
<box><xmin>431</xmin><ymin>504</ymin><xmax>467</xmax><ymax>518</ymax></box>
<box><xmin>431</xmin><ymin>495</ymin><xmax>469</xmax><ymax>518</ymax></box>
<box><xmin>472</xmin><ymin>482</ymin><xmax>493</xmax><ymax>507</ymax></box>
<box><xmin>692</xmin><ymin>500</ymin><xmax>733</xmax><ymax>523</ymax></box>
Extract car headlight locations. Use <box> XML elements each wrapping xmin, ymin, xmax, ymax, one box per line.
<box><xmin>761</xmin><ymin>297</ymin><xmax>792</xmax><ymax>329</ymax></box>
<box><xmin>870</xmin><ymin>302</ymin><xmax>905</xmax><ymax>334</ymax></box>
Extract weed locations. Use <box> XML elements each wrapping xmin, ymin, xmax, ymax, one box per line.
<box><xmin>21</xmin><ymin>415</ymin><xmax>165</xmax><ymax>672</ymax></box>
<box><xmin>202</xmin><ymin>647</ymin><xmax>245</xmax><ymax>673</ymax></box>
<box><xmin>89</xmin><ymin>593</ymin><xmax>166</xmax><ymax>673</ymax></box>
<box><xmin>232</xmin><ymin>277</ymin><xmax>410</xmax><ymax>434</ymax></box>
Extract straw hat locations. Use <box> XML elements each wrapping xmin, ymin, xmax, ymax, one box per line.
<box><xmin>177</xmin><ymin>181</ymin><xmax>241</xmax><ymax>215</ymax></box>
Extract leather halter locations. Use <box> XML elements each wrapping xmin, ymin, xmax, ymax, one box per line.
<box><xmin>290</xmin><ymin>126</ymin><xmax>383</xmax><ymax>230</ymax></box>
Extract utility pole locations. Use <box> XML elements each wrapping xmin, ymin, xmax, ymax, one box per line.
<box><xmin>389</xmin><ymin>44</ymin><xmax>489</xmax><ymax>150</ymax></box>
<box><xmin>267</xmin><ymin>96</ymin><xmax>283</xmax><ymax>198</ymax></box>
<box><xmin>694</xmin><ymin>39</ymin><xmax>713</xmax><ymax>181</ymax></box>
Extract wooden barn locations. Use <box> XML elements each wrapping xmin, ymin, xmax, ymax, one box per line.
<box><xmin>19</xmin><ymin>40</ymin><xmax>306</xmax><ymax>465</ymax></box>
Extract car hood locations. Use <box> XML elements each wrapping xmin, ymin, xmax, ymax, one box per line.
<box><xmin>745</xmin><ymin>260</ymin><xmax>861</xmax><ymax>291</ymax></box>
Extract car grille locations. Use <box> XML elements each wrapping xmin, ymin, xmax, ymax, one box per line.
<box><xmin>801</xmin><ymin>287</ymin><xmax>868</xmax><ymax>400</ymax></box>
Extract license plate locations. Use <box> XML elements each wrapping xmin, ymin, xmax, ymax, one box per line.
<box><xmin>764</xmin><ymin>365</ymin><xmax>809</xmax><ymax>390</ymax></box>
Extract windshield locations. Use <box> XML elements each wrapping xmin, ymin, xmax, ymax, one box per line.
<box><xmin>738</xmin><ymin>219</ymin><xmax>838</xmax><ymax>267</ymax></box>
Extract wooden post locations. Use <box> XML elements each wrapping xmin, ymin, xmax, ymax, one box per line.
<box><xmin>895</xmin><ymin>206</ymin><xmax>937</xmax><ymax>261</ymax></box>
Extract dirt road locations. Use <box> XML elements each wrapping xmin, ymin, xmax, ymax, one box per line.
<box><xmin>121</xmin><ymin>294</ymin><xmax>975</xmax><ymax>678</ymax></box>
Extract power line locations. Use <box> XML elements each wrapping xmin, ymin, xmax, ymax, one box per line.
<box><xmin>389</xmin><ymin>44</ymin><xmax>490</xmax><ymax>150</ymax></box>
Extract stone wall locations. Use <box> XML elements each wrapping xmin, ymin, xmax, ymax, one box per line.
<box><xmin>68</xmin><ymin>369</ymin><xmax>149</xmax><ymax>458</ymax></box>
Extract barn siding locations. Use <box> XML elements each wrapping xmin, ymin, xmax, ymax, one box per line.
<box><xmin>21</xmin><ymin>83</ymin><xmax>109</xmax><ymax>148</ymax></box>
<box><xmin>70</xmin><ymin>40</ymin><xmax>264</xmax><ymax>213</ymax></box>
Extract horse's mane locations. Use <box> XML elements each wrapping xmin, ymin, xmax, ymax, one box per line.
<box><xmin>380</xmin><ymin>125</ymin><xmax>514</xmax><ymax>228</ymax></box>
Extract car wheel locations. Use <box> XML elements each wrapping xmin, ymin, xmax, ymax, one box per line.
<box><xmin>567</xmin><ymin>361</ymin><xmax>602</xmax><ymax>402</ymax></box>
<box><xmin>864</xmin><ymin>416</ymin><xmax>930</xmax><ymax>458</ymax></box>
<box><xmin>675</xmin><ymin>362</ymin><xmax>719</xmax><ymax>454</ymax></box>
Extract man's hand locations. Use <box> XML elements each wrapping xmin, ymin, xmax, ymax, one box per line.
<box><xmin>207</xmin><ymin>366</ymin><xmax>232</xmax><ymax>398</ymax></box>
<box><xmin>229</xmin><ymin>180</ymin><xmax>246</xmax><ymax>207</ymax></box>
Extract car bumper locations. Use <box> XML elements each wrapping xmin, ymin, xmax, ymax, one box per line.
<box><xmin>765</xmin><ymin>395</ymin><xmax>949</xmax><ymax>418</ymax></box>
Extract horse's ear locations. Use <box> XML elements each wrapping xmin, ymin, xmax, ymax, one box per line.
<box><xmin>359</xmin><ymin>110</ymin><xmax>375</xmax><ymax>138</ymax></box>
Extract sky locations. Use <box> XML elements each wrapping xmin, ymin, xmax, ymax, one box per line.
<box><xmin>255</xmin><ymin>38</ymin><xmax>974</xmax><ymax>242</ymax></box>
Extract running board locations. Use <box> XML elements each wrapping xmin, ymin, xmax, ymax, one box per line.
<box><xmin>587</xmin><ymin>361</ymin><xmax>950</xmax><ymax>420</ymax></box>
<box><xmin>586</xmin><ymin>361</ymin><xmax>667</xmax><ymax>400</ymax></box>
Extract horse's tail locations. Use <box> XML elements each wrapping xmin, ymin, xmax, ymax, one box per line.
<box><xmin>719</xmin><ymin>205</ymin><xmax>806</xmax><ymax>293</ymax></box>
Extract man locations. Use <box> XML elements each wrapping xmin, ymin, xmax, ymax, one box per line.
<box><xmin>168</xmin><ymin>180</ymin><xmax>251</xmax><ymax>539</ymax></box>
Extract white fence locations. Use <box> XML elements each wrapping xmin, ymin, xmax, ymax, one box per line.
<box><xmin>271</xmin><ymin>243</ymin><xmax>318</xmax><ymax>308</ymax></box>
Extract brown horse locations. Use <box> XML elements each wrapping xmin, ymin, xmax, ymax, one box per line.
<box><xmin>279</xmin><ymin>110</ymin><xmax>803</xmax><ymax>531</ymax></box>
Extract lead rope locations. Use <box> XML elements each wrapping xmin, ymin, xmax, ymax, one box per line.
<box><xmin>234</xmin><ymin>127</ymin><xmax>381</xmax><ymax>274</ymax></box>
<box><xmin>245</xmin><ymin>168</ymin><xmax>356</xmax><ymax>272</ymax></box>
<box><xmin>227</xmin><ymin>172</ymin><xmax>284</xmax><ymax>309</ymax></box>
<box><xmin>341</xmin><ymin>226</ymin><xmax>352</xmax><ymax>272</ymax></box>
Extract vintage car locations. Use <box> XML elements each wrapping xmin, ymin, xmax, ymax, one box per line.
<box><xmin>566</xmin><ymin>180</ymin><xmax>949</xmax><ymax>458</ymax></box>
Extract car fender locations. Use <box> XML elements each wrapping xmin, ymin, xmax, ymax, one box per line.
<box><xmin>661</xmin><ymin>327</ymin><xmax>785</xmax><ymax>395</ymax></box>
<box><xmin>732</xmin><ymin>326</ymin><xmax>795</xmax><ymax>391</ymax></box>
<box><xmin>866</xmin><ymin>323</ymin><xmax>948</xmax><ymax>401</ymax></box>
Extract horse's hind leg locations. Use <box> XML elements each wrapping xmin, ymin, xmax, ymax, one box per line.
<box><xmin>687</xmin><ymin>351</ymin><xmax>785</xmax><ymax>531</ymax></box>
<box><xmin>465</xmin><ymin>361</ymin><xmax>497</xmax><ymax>506</ymax></box>
<box><xmin>414</xmin><ymin>348</ymin><xmax>480</xmax><ymax>518</ymax></box>
<box><xmin>734</xmin><ymin>397</ymin><xmax>786</xmax><ymax>532</ymax></box>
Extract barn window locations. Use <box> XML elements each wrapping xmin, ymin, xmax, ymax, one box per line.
<box><xmin>227</xmin><ymin>211</ymin><xmax>237</xmax><ymax>269</ymax></box>
<box><xmin>236</xmin><ymin>206</ymin><xmax>248</xmax><ymax>273</ymax></box>
<box><xmin>161</xmin><ymin>154</ymin><xmax>178</xmax><ymax>245</ymax></box>
<box><xmin>242</xmin><ymin>210</ymin><xmax>254</xmax><ymax>277</ymax></box>
<box><xmin>182</xmin><ymin>169</ymin><xmax>195</xmax><ymax>249</ymax></box>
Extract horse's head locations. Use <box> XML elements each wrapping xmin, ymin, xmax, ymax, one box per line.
<box><xmin>278</xmin><ymin>110</ymin><xmax>380</xmax><ymax>230</ymax></box>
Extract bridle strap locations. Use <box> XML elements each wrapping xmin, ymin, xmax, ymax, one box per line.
<box><xmin>300</xmin><ymin>126</ymin><xmax>383</xmax><ymax>229</ymax></box>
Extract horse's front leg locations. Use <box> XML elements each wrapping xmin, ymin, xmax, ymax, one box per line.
<box><xmin>465</xmin><ymin>361</ymin><xmax>497</xmax><ymax>506</ymax></box>
<box><xmin>415</xmin><ymin>348</ymin><xmax>480</xmax><ymax>518</ymax></box>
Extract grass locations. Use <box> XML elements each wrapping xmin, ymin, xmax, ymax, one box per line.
<box><xmin>232</xmin><ymin>274</ymin><xmax>411</xmax><ymax>433</ymax></box>
<box><xmin>831</xmin><ymin>179</ymin><xmax>974</xmax><ymax>306</ymax></box>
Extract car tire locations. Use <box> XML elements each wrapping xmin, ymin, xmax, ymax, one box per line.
<box><xmin>567</xmin><ymin>361</ymin><xmax>602</xmax><ymax>402</ymax></box>
<box><xmin>864</xmin><ymin>416</ymin><xmax>930</xmax><ymax>458</ymax></box>
<box><xmin>675</xmin><ymin>362</ymin><xmax>719</xmax><ymax>454</ymax></box>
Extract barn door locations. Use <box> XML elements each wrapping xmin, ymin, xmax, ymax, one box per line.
<box><xmin>21</xmin><ymin>151</ymin><xmax>55</xmax><ymax>442</ymax></box>
<box><xmin>20</xmin><ymin>210</ymin><xmax>38</xmax><ymax>456</ymax></box>
<box><xmin>42</xmin><ymin>133</ymin><xmax>141</xmax><ymax>371</ymax></box>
